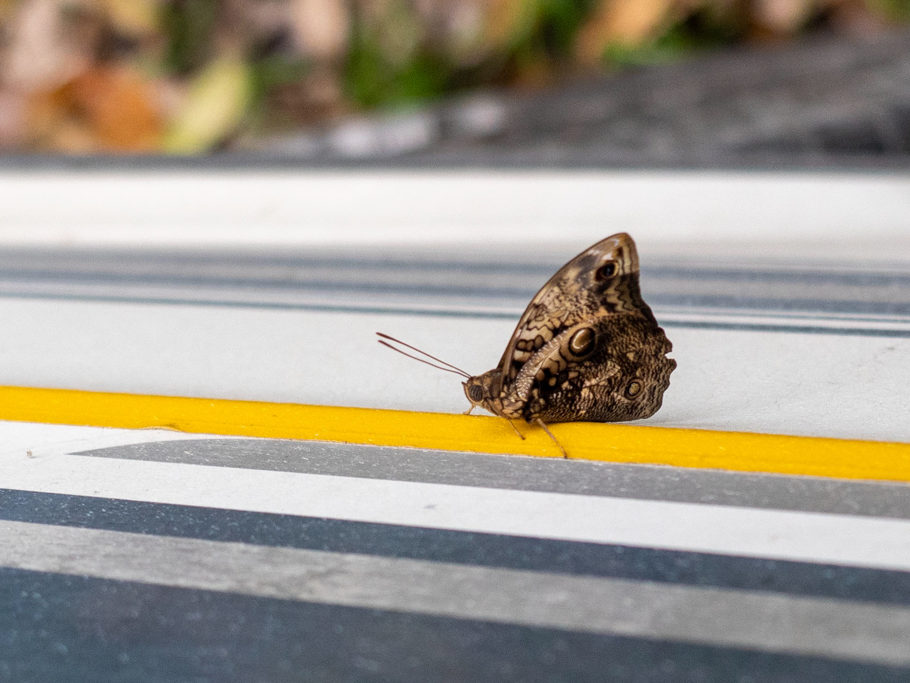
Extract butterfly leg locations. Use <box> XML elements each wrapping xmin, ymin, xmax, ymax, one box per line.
<box><xmin>463</xmin><ymin>406</ymin><xmax>475</xmax><ymax>415</ymax></box>
<box><xmin>506</xmin><ymin>419</ymin><xmax>526</xmax><ymax>440</ymax></box>
<box><xmin>534</xmin><ymin>418</ymin><xmax>568</xmax><ymax>459</ymax></box>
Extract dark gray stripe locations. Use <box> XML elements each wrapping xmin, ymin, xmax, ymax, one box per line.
<box><xmin>0</xmin><ymin>266</ymin><xmax>906</xmax><ymax>296</ymax></box>
<box><xmin>0</xmin><ymin>248</ymin><xmax>906</xmax><ymax>286</ymax></box>
<box><xmin>0</xmin><ymin>246</ymin><xmax>907</xmax><ymax>321</ymax></box>
<box><xmin>4</xmin><ymin>521</ymin><xmax>910</xmax><ymax>666</ymax></box>
<box><xmin>2</xmin><ymin>276</ymin><xmax>906</xmax><ymax>316</ymax></box>
<box><xmin>76</xmin><ymin>438</ymin><xmax>910</xmax><ymax>520</ymax></box>
<box><xmin>5</xmin><ymin>566</ymin><xmax>907</xmax><ymax>683</ymax></box>
<box><xmin>0</xmin><ymin>276</ymin><xmax>907</xmax><ymax>316</ymax></box>
<box><xmin>5</xmin><ymin>489</ymin><xmax>910</xmax><ymax>605</ymax></box>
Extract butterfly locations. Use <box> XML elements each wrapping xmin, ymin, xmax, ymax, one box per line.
<box><xmin>378</xmin><ymin>233</ymin><xmax>676</xmax><ymax>455</ymax></box>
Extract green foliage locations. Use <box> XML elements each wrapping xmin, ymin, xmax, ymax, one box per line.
<box><xmin>507</xmin><ymin>0</ymin><xmax>598</xmax><ymax>64</ymax></box>
<box><xmin>248</xmin><ymin>54</ymin><xmax>309</xmax><ymax>107</ymax></box>
<box><xmin>344</xmin><ymin>11</ymin><xmax>451</xmax><ymax>108</ymax></box>
<box><xmin>603</xmin><ymin>8</ymin><xmax>746</xmax><ymax>68</ymax></box>
<box><xmin>344</xmin><ymin>0</ymin><xmax>604</xmax><ymax>108</ymax></box>
<box><xmin>869</xmin><ymin>0</ymin><xmax>910</xmax><ymax>21</ymax></box>
<box><xmin>160</xmin><ymin>0</ymin><xmax>218</xmax><ymax>74</ymax></box>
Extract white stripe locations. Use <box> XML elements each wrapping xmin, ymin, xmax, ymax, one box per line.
<box><xmin>4</xmin><ymin>453</ymin><xmax>910</xmax><ymax>572</ymax></box>
<box><xmin>0</xmin><ymin>421</ymin><xmax>218</xmax><ymax>460</ymax></box>
<box><xmin>0</xmin><ymin>170</ymin><xmax>908</xmax><ymax>251</ymax></box>
<box><xmin>3</xmin><ymin>520</ymin><xmax>909</xmax><ymax>666</ymax></box>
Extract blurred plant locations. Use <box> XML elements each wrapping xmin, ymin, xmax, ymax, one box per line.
<box><xmin>870</xmin><ymin>0</ymin><xmax>910</xmax><ymax>21</ymax></box>
<box><xmin>0</xmin><ymin>0</ymin><xmax>906</xmax><ymax>153</ymax></box>
<box><xmin>593</xmin><ymin>2</ymin><xmax>747</xmax><ymax>67</ymax></box>
<box><xmin>161</xmin><ymin>0</ymin><xmax>219</xmax><ymax>74</ymax></box>
<box><xmin>345</xmin><ymin>1</ymin><xmax>451</xmax><ymax>107</ymax></box>
<box><xmin>504</xmin><ymin>0</ymin><xmax>599</xmax><ymax>74</ymax></box>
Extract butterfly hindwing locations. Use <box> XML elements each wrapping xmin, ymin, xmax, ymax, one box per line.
<box><xmin>499</xmin><ymin>311</ymin><xmax>675</xmax><ymax>423</ymax></box>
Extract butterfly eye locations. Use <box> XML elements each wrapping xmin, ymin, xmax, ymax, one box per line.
<box><xmin>595</xmin><ymin>262</ymin><xmax>617</xmax><ymax>280</ymax></box>
<box><xmin>468</xmin><ymin>384</ymin><xmax>484</xmax><ymax>402</ymax></box>
<box><xmin>568</xmin><ymin>327</ymin><xmax>595</xmax><ymax>357</ymax></box>
<box><xmin>624</xmin><ymin>380</ymin><xmax>643</xmax><ymax>399</ymax></box>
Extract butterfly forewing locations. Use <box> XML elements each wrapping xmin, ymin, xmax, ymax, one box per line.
<box><xmin>487</xmin><ymin>232</ymin><xmax>675</xmax><ymax>423</ymax></box>
<box><xmin>496</xmin><ymin>233</ymin><xmax>642</xmax><ymax>378</ymax></box>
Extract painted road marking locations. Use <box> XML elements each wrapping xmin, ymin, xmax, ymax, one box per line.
<box><xmin>4</xmin><ymin>454</ymin><xmax>910</xmax><ymax>572</ymax></box>
<box><xmin>1</xmin><ymin>385</ymin><xmax>909</xmax><ymax>481</ymax></box>
<box><xmin>2</xmin><ymin>520</ymin><xmax>909</xmax><ymax>666</ymax></box>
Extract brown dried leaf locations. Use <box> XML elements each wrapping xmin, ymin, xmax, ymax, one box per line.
<box><xmin>26</xmin><ymin>66</ymin><xmax>163</xmax><ymax>152</ymax></box>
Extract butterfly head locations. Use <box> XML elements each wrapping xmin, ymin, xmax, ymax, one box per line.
<box><xmin>462</xmin><ymin>370</ymin><xmax>504</xmax><ymax>416</ymax></box>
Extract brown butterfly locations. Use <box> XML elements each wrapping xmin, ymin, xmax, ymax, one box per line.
<box><xmin>378</xmin><ymin>233</ymin><xmax>676</xmax><ymax>455</ymax></box>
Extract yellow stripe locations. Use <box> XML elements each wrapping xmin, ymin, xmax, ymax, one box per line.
<box><xmin>1</xmin><ymin>385</ymin><xmax>908</xmax><ymax>483</ymax></box>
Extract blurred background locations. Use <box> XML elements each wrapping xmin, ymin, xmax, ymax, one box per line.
<box><xmin>1</xmin><ymin>0</ymin><xmax>908</xmax><ymax>165</ymax></box>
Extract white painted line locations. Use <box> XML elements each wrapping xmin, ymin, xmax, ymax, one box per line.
<box><xmin>0</xmin><ymin>421</ymin><xmax>220</xmax><ymax>461</ymax></box>
<box><xmin>4</xmin><ymin>454</ymin><xmax>910</xmax><ymax>572</ymax></box>
<box><xmin>0</xmin><ymin>170</ymin><xmax>908</xmax><ymax>252</ymax></box>
<box><xmin>3</xmin><ymin>520</ymin><xmax>908</xmax><ymax>665</ymax></box>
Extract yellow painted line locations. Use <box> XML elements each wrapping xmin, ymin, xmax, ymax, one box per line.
<box><xmin>1</xmin><ymin>385</ymin><xmax>908</xmax><ymax>483</ymax></box>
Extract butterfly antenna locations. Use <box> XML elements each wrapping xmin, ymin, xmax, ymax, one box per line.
<box><xmin>376</xmin><ymin>332</ymin><xmax>471</xmax><ymax>379</ymax></box>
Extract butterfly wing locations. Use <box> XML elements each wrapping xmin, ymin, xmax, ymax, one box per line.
<box><xmin>494</xmin><ymin>232</ymin><xmax>675</xmax><ymax>423</ymax></box>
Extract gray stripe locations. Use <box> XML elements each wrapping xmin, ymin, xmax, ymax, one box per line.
<box><xmin>0</xmin><ymin>247</ymin><xmax>908</xmax><ymax>321</ymax></box>
<box><xmin>0</xmin><ymin>282</ymin><xmax>907</xmax><ymax>322</ymax></box>
<box><xmin>0</xmin><ymin>247</ymin><xmax>907</xmax><ymax>292</ymax></box>
<box><xmin>76</xmin><ymin>439</ymin><xmax>910</xmax><ymax>520</ymax></box>
<box><xmin>3</xmin><ymin>520</ymin><xmax>909</xmax><ymax>667</ymax></box>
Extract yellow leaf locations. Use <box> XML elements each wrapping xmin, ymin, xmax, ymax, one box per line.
<box><xmin>164</xmin><ymin>57</ymin><xmax>252</xmax><ymax>154</ymax></box>
<box><xmin>99</xmin><ymin>0</ymin><xmax>159</xmax><ymax>35</ymax></box>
